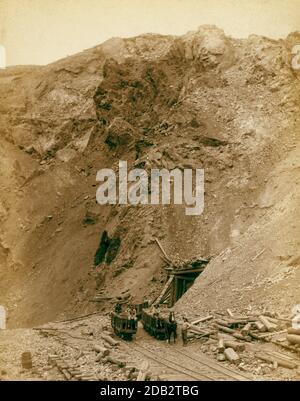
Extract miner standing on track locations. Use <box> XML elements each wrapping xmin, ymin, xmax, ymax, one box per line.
<box><xmin>181</xmin><ymin>317</ymin><xmax>190</xmax><ymax>346</ymax></box>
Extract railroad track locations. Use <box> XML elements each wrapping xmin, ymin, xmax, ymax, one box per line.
<box><xmin>169</xmin><ymin>347</ymin><xmax>251</xmax><ymax>381</ymax></box>
<box><xmin>133</xmin><ymin>344</ymin><xmax>213</xmax><ymax>381</ymax></box>
<box><xmin>127</xmin><ymin>342</ymin><xmax>252</xmax><ymax>381</ymax></box>
<box><xmin>40</xmin><ymin>323</ymin><xmax>252</xmax><ymax>381</ymax></box>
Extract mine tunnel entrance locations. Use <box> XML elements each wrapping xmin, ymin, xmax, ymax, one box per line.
<box><xmin>156</xmin><ymin>258</ymin><xmax>209</xmax><ymax>307</ymax></box>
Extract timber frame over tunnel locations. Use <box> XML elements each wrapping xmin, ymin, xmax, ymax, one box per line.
<box><xmin>155</xmin><ymin>258</ymin><xmax>209</xmax><ymax>307</ymax></box>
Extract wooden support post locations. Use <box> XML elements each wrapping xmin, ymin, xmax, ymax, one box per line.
<box><xmin>174</xmin><ymin>277</ymin><xmax>179</xmax><ymax>304</ymax></box>
<box><xmin>154</xmin><ymin>276</ymin><xmax>174</xmax><ymax>306</ymax></box>
<box><xmin>154</xmin><ymin>238</ymin><xmax>172</xmax><ymax>263</ymax></box>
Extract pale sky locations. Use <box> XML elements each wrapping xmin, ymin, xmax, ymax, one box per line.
<box><xmin>0</xmin><ymin>0</ymin><xmax>299</xmax><ymax>66</ymax></box>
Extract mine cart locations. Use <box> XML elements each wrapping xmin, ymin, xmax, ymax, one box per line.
<box><xmin>141</xmin><ymin>309</ymin><xmax>168</xmax><ymax>340</ymax></box>
<box><xmin>132</xmin><ymin>301</ymin><xmax>149</xmax><ymax>320</ymax></box>
<box><xmin>111</xmin><ymin>312</ymin><xmax>138</xmax><ymax>341</ymax></box>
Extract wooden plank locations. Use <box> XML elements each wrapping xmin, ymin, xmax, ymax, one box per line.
<box><xmin>137</xmin><ymin>361</ymin><xmax>150</xmax><ymax>381</ymax></box>
<box><xmin>189</xmin><ymin>329</ymin><xmax>215</xmax><ymax>338</ymax></box>
<box><xmin>101</xmin><ymin>334</ymin><xmax>119</xmax><ymax>347</ymax></box>
<box><xmin>224</xmin><ymin>348</ymin><xmax>240</xmax><ymax>364</ymax></box>
<box><xmin>241</xmin><ymin>323</ymin><xmax>252</xmax><ymax>335</ymax></box>
<box><xmin>259</xmin><ymin>316</ymin><xmax>277</xmax><ymax>332</ymax></box>
<box><xmin>223</xmin><ymin>341</ymin><xmax>245</xmax><ymax>352</ymax></box>
<box><xmin>173</xmin><ymin>268</ymin><xmax>205</xmax><ymax>275</ymax></box>
<box><xmin>287</xmin><ymin>327</ymin><xmax>300</xmax><ymax>335</ymax></box>
<box><xmin>287</xmin><ymin>334</ymin><xmax>300</xmax><ymax>345</ymax></box>
<box><xmin>153</xmin><ymin>276</ymin><xmax>174</xmax><ymax>305</ymax></box>
<box><xmin>93</xmin><ymin>345</ymin><xmax>110</xmax><ymax>356</ymax></box>
<box><xmin>258</xmin><ymin>330</ymin><xmax>287</xmax><ymax>339</ymax></box>
<box><xmin>256</xmin><ymin>353</ymin><xmax>297</xmax><ymax>369</ymax></box>
<box><xmin>254</xmin><ymin>321</ymin><xmax>267</xmax><ymax>332</ymax></box>
<box><xmin>266</xmin><ymin>350</ymin><xmax>300</xmax><ymax>365</ymax></box>
<box><xmin>215</xmin><ymin>325</ymin><xmax>251</xmax><ymax>342</ymax></box>
<box><xmin>154</xmin><ymin>238</ymin><xmax>172</xmax><ymax>263</ymax></box>
<box><xmin>272</xmin><ymin>340</ymin><xmax>300</xmax><ymax>354</ymax></box>
<box><xmin>174</xmin><ymin>277</ymin><xmax>179</xmax><ymax>302</ymax></box>
<box><xmin>191</xmin><ymin>315</ymin><xmax>214</xmax><ymax>325</ymax></box>
<box><xmin>104</xmin><ymin>356</ymin><xmax>126</xmax><ymax>368</ymax></box>
<box><xmin>251</xmin><ymin>248</ymin><xmax>265</xmax><ymax>261</ymax></box>
<box><xmin>175</xmin><ymin>275</ymin><xmax>196</xmax><ymax>281</ymax></box>
<box><xmin>218</xmin><ymin>339</ymin><xmax>225</xmax><ymax>353</ymax></box>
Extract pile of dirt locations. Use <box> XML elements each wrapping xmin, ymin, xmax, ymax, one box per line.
<box><xmin>177</xmin><ymin>142</ymin><xmax>300</xmax><ymax>318</ymax></box>
<box><xmin>0</xmin><ymin>25</ymin><xmax>299</xmax><ymax>328</ymax></box>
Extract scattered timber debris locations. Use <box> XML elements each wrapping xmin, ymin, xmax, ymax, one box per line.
<box><xmin>48</xmin><ymin>355</ymin><xmax>99</xmax><ymax>381</ymax></box>
<box><xmin>137</xmin><ymin>361</ymin><xmax>150</xmax><ymax>381</ymax></box>
<box><xmin>182</xmin><ymin>309</ymin><xmax>300</xmax><ymax>375</ymax></box>
<box><xmin>101</xmin><ymin>333</ymin><xmax>120</xmax><ymax>347</ymax></box>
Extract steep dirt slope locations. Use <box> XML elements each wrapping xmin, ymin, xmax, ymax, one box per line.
<box><xmin>0</xmin><ymin>26</ymin><xmax>299</xmax><ymax>327</ymax></box>
<box><xmin>178</xmin><ymin>141</ymin><xmax>300</xmax><ymax>317</ymax></box>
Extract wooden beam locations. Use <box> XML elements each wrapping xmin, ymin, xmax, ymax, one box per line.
<box><xmin>137</xmin><ymin>361</ymin><xmax>150</xmax><ymax>381</ymax></box>
<box><xmin>191</xmin><ymin>315</ymin><xmax>214</xmax><ymax>325</ymax></box>
<box><xmin>153</xmin><ymin>276</ymin><xmax>174</xmax><ymax>305</ymax></box>
<box><xmin>154</xmin><ymin>238</ymin><xmax>172</xmax><ymax>263</ymax></box>
<box><xmin>172</xmin><ymin>268</ymin><xmax>205</xmax><ymax>275</ymax></box>
<box><xmin>174</xmin><ymin>275</ymin><xmax>196</xmax><ymax>281</ymax></box>
<box><xmin>174</xmin><ymin>277</ymin><xmax>179</xmax><ymax>302</ymax></box>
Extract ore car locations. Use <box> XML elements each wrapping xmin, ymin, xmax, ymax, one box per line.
<box><xmin>132</xmin><ymin>301</ymin><xmax>149</xmax><ymax>320</ymax></box>
<box><xmin>111</xmin><ymin>312</ymin><xmax>137</xmax><ymax>341</ymax></box>
<box><xmin>141</xmin><ymin>309</ymin><xmax>168</xmax><ymax>340</ymax></box>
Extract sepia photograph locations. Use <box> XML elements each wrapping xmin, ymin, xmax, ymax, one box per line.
<box><xmin>0</xmin><ymin>0</ymin><xmax>300</xmax><ymax>386</ymax></box>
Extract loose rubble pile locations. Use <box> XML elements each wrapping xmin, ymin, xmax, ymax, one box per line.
<box><xmin>184</xmin><ymin>309</ymin><xmax>300</xmax><ymax>379</ymax></box>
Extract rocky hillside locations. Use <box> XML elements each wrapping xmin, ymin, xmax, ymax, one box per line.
<box><xmin>0</xmin><ymin>26</ymin><xmax>299</xmax><ymax>327</ymax></box>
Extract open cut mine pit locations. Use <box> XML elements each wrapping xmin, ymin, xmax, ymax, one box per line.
<box><xmin>0</xmin><ymin>23</ymin><xmax>300</xmax><ymax>382</ymax></box>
